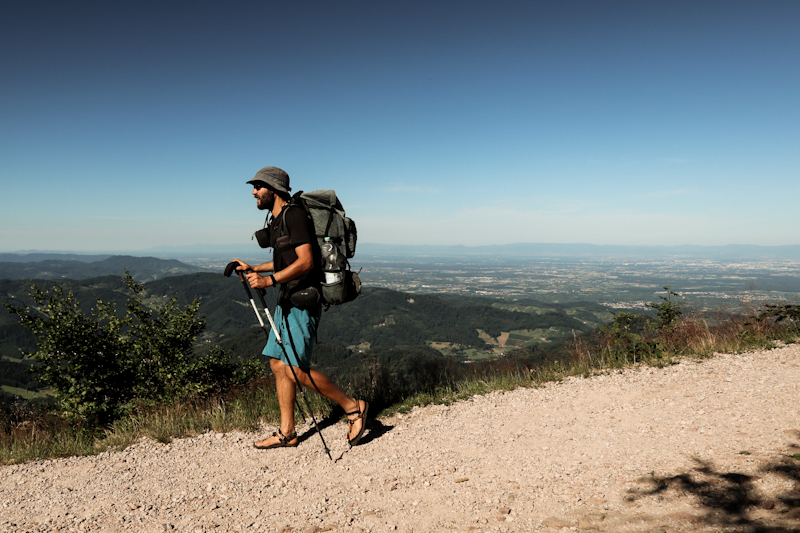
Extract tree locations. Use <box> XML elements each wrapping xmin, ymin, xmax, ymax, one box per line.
<box><xmin>646</xmin><ymin>286</ymin><xmax>684</xmax><ymax>331</ymax></box>
<box><xmin>6</xmin><ymin>272</ymin><xmax>255</xmax><ymax>425</ymax></box>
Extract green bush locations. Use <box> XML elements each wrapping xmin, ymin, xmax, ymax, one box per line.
<box><xmin>5</xmin><ymin>273</ymin><xmax>260</xmax><ymax>425</ymax></box>
<box><xmin>645</xmin><ymin>286</ymin><xmax>684</xmax><ymax>331</ymax></box>
<box><xmin>598</xmin><ymin>311</ymin><xmax>649</xmax><ymax>363</ymax></box>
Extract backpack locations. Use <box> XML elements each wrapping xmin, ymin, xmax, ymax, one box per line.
<box><xmin>281</xmin><ymin>190</ymin><xmax>361</xmax><ymax>307</ymax></box>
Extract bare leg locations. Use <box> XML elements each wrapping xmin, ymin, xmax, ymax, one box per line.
<box><xmin>296</xmin><ymin>368</ymin><xmax>353</xmax><ymax>407</ymax></box>
<box><xmin>253</xmin><ymin>358</ymin><xmax>300</xmax><ymax>447</ymax></box>
<box><xmin>275</xmin><ymin>360</ymin><xmax>367</xmax><ymax>442</ymax></box>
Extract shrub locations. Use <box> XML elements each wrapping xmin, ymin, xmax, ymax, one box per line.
<box><xmin>597</xmin><ymin>311</ymin><xmax>650</xmax><ymax>364</ymax></box>
<box><xmin>5</xmin><ymin>273</ymin><xmax>260</xmax><ymax>425</ymax></box>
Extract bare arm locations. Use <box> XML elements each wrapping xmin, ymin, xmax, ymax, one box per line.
<box><xmin>233</xmin><ymin>258</ymin><xmax>274</xmax><ymax>273</ymax></box>
<box><xmin>245</xmin><ymin>243</ymin><xmax>313</xmax><ymax>289</ymax></box>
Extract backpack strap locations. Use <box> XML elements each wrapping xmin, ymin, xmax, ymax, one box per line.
<box><xmin>277</xmin><ymin>196</ymin><xmax>309</xmax><ymax>246</ymax></box>
<box><xmin>303</xmin><ymin>203</ymin><xmax>337</xmax><ymax>243</ymax></box>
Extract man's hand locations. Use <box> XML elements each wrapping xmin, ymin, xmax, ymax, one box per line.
<box><xmin>246</xmin><ymin>271</ymin><xmax>273</xmax><ymax>289</ymax></box>
<box><xmin>233</xmin><ymin>259</ymin><xmax>251</xmax><ymax>271</ymax></box>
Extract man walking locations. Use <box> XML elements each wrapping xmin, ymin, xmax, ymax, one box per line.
<box><xmin>233</xmin><ymin>166</ymin><xmax>368</xmax><ymax>449</ymax></box>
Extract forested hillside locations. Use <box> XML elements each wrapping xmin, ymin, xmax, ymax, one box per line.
<box><xmin>143</xmin><ymin>274</ymin><xmax>589</xmax><ymax>353</ymax></box>
<box><xmin>316</xmin><ymin>287</ymin><xmax>586</xmax><ymax>347</ymax></box>
<box><xmin>1</xmin><ymin>272</ymin><xmax>589</xmax><ymax>401</ymax></box>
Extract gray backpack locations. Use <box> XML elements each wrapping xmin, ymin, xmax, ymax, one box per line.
<box><xmin>285</xmin><ymin>190</ymin><xmax>361</xmax><ymax>307</ymax></box>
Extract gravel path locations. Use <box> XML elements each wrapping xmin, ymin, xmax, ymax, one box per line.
<box><xmin>2</xmin><ymin>344</ymin><xmax>800</xmax><ymax>533</ymax></box>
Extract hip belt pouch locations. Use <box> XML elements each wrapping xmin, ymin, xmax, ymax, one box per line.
<box><xmin>288</xmin><ymin>286</ymin><xmax>320</xmax><ymax>309</ymax></box>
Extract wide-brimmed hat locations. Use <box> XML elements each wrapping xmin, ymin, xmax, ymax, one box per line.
<box><xmin>247</xmin><ymin>166</ymin><xmax>291</xmax><ymax>194</ymax></box>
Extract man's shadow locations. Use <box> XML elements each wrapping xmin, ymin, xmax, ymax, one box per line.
<box><xmin>296</xmin><ymin>404</ymin><xmax>394</xmax><ymax>448</ymax></box>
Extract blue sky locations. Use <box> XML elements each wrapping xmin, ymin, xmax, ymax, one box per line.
<box><xmin>1</xmin><ymin>1</ymin><xmax>798</xmax><ymax>253</ymax></box>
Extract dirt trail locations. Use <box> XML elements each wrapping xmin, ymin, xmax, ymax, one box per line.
<box><xmin>2</xmin><ymin>345</ymin><xmax>800</xmax><ymax>532</ymax></box>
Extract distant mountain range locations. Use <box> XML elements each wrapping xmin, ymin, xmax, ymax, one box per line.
<box><xmin>356</xmin><ymin>243</ymin><xmax>800</xmax><ymax>259</ymax></box>
<box><xmin>0</xmin><ymin>255</ymin><xmax>208</xmax><ymax>281</ymax></box>
<box><xmin>0</xmin><ymin>253</ymin><xmax>112</xmax><ymax>263</ymax></box>
<box><xmin>142</xmin><ymin>243</ymin><xmax>800</xmax><ymax>260</ymax></box>
<box><xmin>5</xmin><ymin>243</ymin><xmax>800</xmax><ymax>261</ymax></box>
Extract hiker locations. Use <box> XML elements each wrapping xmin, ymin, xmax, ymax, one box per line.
<box><xmin>232</xmin><ymin>166</ymin><xmax>368</xmax><ymax>449</ymax></box>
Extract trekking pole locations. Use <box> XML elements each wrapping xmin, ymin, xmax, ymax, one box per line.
<box><xmin>224</xmin><ymin>262</ymin><xmax>280</xmax><ymax>339</ymax></box>
<box><xmin>224</xmin><ymin>262</ymin><xmax>333</xmax><ymax>460</ymax></box>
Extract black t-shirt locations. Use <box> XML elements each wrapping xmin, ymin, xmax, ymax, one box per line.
<box><xmin>269</xmin><ymin>205</ymin><xmax>321</xmax><ymax>286</ymax></box>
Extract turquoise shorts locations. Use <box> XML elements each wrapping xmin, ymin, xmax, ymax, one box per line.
<box><xmin>262</xmin><ymin>305</ymin><xmax>320</xmax><ymax>369</ymax></box>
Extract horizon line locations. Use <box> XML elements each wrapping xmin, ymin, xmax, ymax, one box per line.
<box><xmin>4</xmin><ymin>242</ymin><xmax>800</xmax><ymax>256</ymax></box>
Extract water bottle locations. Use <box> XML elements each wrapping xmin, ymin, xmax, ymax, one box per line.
<box><xmin>321</xmin><ymin>237</ymin><xmax>343</xmax><ymax>284</ymax></box>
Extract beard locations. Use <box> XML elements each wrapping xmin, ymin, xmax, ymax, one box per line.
<box><xmin>256</xmin><ymin>190</ymin><xmax>275</xmax><ymax>211</ymax></box>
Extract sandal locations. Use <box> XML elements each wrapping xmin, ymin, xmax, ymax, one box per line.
<box><xmin>253</xmin><ymin>429</ymin><xmax>298</xmax><ymax>449</ymax></box>
<box><xmin>345</xmin><ymin>400</ymin><xmax>369</xmax><ymax>446</ymax></box>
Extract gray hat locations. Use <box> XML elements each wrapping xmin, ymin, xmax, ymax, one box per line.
<box><xmin>247</xmin><ymin>166</ymin><xmax>291</xmax><ymax>194</ymax></box>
